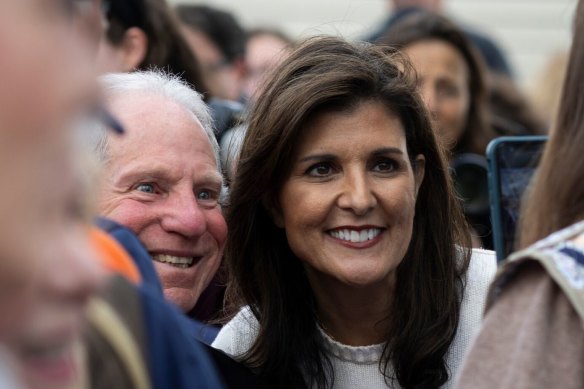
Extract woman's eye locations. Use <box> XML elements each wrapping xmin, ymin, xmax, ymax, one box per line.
<box><xmin>307</xmin><ymin>163</ymin><xmax>333</xmax><ymax>177</ymax></box>
<box><xmin>372</xmin><ymin>160</ymin><xmax>396</xmax><ymax>172</ymax></box>
<box><xmin>438</xmin><ymin>83</ymin><xmax>459</xmax><ymax>98</ymax></box>
<box><xmin>136</xmin><ymin>183</ymin><xmax>155</xmax><ymax>193</ymax></box>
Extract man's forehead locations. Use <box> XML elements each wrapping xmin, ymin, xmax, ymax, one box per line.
<box><xmin>107</xmin><ymin>94</ymin><xmax>212</xmax><ymax>153</ymax></box>
<box><xmin>107</xmin><ymin>91</ymin><xmax>204</xmax><ymax>132</ymax></box>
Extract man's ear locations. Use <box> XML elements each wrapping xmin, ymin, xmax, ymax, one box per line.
<box><xmin>262</xmin><ymin>196</ymin><xmax>284</xmax><ymax>228</ymax></box>
<box><xmin>119</xmin><ymin>27</ymin><xmax>148</xmax><ymax>71</ymax></box>
<box><xmin>413</xmin><ymin>154</ymin><xmax>425</xmax><ymax>197</ymax></box>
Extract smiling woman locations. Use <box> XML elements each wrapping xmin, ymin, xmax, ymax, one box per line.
<box><xmin>212</xmin><ymin>36</ymin><xmax>497</xmax><ymax>388</ymax></box>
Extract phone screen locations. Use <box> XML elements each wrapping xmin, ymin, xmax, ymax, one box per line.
<box><xmin>487</xmin><ymin>136</ymin><xmax>547</xmax><ymax>262</ymax></box>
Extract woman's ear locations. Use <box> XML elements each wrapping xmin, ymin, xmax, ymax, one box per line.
<box><xmin>119</xmin><ymin>27</ymin><xmax>148</xmax><ymax>71</ymax></box>
<box><xmin>262</xmin><ymin>196</ymin><xmax>284</xmax><ymax>228</ymax></box>
<box><xmin>413</xmin><ymin>154</ymin><xmax>425</xmax><ymax>197</ymax></box>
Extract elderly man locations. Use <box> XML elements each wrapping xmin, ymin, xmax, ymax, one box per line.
<box><xmin>94</xmin><ymin>70</ymin><xmax>228</xmax><ymax>313</ymax></box>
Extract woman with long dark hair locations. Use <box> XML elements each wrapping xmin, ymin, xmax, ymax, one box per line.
<box><xmin>212</xmin><ymin>36</ymin><xmax>496</xmax><ymax>388</ymax></box>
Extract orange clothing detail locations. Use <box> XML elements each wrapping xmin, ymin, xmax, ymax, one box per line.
<box><xmin>90</xmin><ymin>227</ymin><xmax>141</xmax><ymax>285</ymax></box>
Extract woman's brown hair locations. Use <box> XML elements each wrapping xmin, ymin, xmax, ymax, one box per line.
<box><xmin>519</xmin><ymin>0</ymin><xmax>584</xmax><ymax>247</ymax></box>
<box><xmin>225</xmin><ymin>35</ymin><xmax>471</xmax><ymax>388</ymax></box>
<box><xmin>378</xmin><ymin>11</ymin><xmax>495</xmax><ymax>156</ymax></box>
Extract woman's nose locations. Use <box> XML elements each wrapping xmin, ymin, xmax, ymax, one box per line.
<box><xmin>337</xmin><ymin>170</ymin><xmax>377</xmax><ymax>215</ymax></box>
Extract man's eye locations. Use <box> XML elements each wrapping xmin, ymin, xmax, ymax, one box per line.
<box><xmin>136</xmin><ymin>183</ymin><xmax>155</xmax><ymax>193</ymax></box>
<box><xmin>197</xmin><ymin>190</ymin><xmax>218</xmax><ymax>201</ymax></box>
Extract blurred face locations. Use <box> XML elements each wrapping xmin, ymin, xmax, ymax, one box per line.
<box><xmin>278</xmin><ymin>101</ymin><xmax>424</xmax><ymax>292</ymax></box>
<box><xmin>391</xmin><ymin>0</ymin><xmax>443</xmax><ymax>10</ymax></box>
<box><xmin>181</xmin><ymin>26</ymin><xmax>242</xmax><ymax>101</ymax></box>
<box><xmin>404</xmin><ymin>39</ymin><xmax>470</xmax><ymax>150</ymax></box>
<box><xmin>100</xmin><ymin>92</ymin><xmax>228</xmax><ymax>312</ymax></box>
<box><xmin>243</xmin><ymin>34</ymin><xmax>289</xmax><ymax>102</ymax></box>
<box><xmin>0</xmin><ymin>4</ymin><xmax>104</xmax><ymax>384</ymax></box>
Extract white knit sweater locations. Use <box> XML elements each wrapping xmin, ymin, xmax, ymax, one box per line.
<box><xmin>213</xmin><ymin>248</ymin><xmax>496</xmax><ymax>388</ymax></box>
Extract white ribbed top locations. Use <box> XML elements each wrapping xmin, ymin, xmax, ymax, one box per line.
<box><xmin>213</xmin><ymin>248</ymin><xmax>497</xmax><ymax>388</ymax></box>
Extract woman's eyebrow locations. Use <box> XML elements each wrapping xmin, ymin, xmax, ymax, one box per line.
<box><xmin>297</xmin><ymin>153</ymin><xmax>337</xmax><ymax>163</ymax></box>
<box><xmin>371</xmin><ymin>147</ymin><xmax>404</xmax><ymax>157</ymax></box>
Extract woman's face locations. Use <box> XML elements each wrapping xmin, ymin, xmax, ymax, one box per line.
<box><xmin>404</xmin><ymin>39</ymin><xmax>470</xmax><ymax>150</ymax></box>
<box><xmin>278</xmin><ymin>100</ymin><xmax>425</xmax><ymax>290</ymax></box>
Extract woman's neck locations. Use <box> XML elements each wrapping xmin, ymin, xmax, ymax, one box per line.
<box><xmin>309</xmin><ymin>274</ymin><xmax>395</xmax><ymax>347</ymax></box>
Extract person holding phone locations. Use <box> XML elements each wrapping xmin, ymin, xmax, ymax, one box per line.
<box><xmin>377</xmin><ymin>11</ymin><xmax>532</xmax><ymax>249</ymax></box>
<box><xmin>456</xmin><ymin>1</ymin><xmax>584</xmax><ymax>387</ymax></box>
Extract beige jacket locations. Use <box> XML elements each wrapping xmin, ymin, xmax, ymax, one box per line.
<box><xmin>456</xmin><ymin>221</ymin><xmax>584</xmax><ymax>389</ymax></box>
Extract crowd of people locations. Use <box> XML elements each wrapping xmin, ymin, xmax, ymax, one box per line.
<box><xmin>1</xmin><ymin>0</ymin><xmax>581</xmax><ymax>388</ymax></box>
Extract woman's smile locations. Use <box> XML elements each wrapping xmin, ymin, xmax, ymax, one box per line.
<box><xmin>326</xmin><ymin>226</ymin><xmax>385</xmax><ymax>248</ymax></box>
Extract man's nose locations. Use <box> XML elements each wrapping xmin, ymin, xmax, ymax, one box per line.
<box><xmin>160</xmin><ymin>190</ymin><xmax>208</xmax><ymax>238</ymax></box>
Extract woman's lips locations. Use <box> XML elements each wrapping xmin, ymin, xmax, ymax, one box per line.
<box><xmin>327</xmin><ymin>226</ymin><xmax>385</xmax><ymax>248</ymax></box>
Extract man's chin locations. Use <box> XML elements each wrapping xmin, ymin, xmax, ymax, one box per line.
<box><xmin>162</xmin><ymin>286</ymin><xmax>200</xmax><ymax>313</ymax></box>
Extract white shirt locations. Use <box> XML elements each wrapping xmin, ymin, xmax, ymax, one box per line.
<box><xmin>213</xmin><ymin>248</ymin><xmax>497</xmax><ymax>388</ymax></box>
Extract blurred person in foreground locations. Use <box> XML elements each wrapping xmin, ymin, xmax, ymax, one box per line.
<box><xmin>0</xmin><ymin>2</ymin><xmax>226</xmax><ymax>388</ymax></box>
<box><xmin>456</xmin><ymin>1</ymin><xmax>584</xmax><ymax>387</ymax></box>
<box><xmin>213</xmin><ymin>36</ymin><xmax>496</xmax><ymax>388</ymax></box>
<box><xmin>0</xmin><ymin>0</ymin><xmax>106</xmax><ymax>387</ymax></box>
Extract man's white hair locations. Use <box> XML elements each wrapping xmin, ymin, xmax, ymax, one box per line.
<box><xmin>92</xmin><ymin>70</ymin><xmax>220</xmax><ymax>171</ymax></box>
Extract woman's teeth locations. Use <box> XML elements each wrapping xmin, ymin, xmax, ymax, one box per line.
<box><xmin>152</xmin><ymin>254</ymin><xmax>194</xmax><ymax>268</ymax></box>
<box><xmin>329</xmin><ymin>228</ymin><xmax>381</xmax><ymax>243</ymax></box>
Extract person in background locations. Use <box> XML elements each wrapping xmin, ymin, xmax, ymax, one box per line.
<box><xmin>176</xmin><ymin>4</ymin><xmax>246</xmax><ymax>103</ymax></box>
<box><xmin>488</xmin><ymin>74</ymin><xmax>546</xmax><ymax>136</ymax></box>
<box><xmin>367</xmin><ymin>0</ymin><xmax>513</xmax><ymax>77</ymax></box>
<box><xmin>242</xmin><ymin>28</ymin><xmax>293</xmax><ymax>102</ymax></box>
<box><xmin>379</xmin><ymin>11</ymin><xmax>523</xmax><ymax>248</ymax></box>
<box><xmin>213</xmin><ymin>36</ymin><xmax>496</xmax><ymax>388</ymax></box>
<box><xmin>528</xmin><ymin>51</ymin><xmax>569</xmax><ymax>131</ymax></box>
<box><xmin>456</xmin><ymin>1</ymin><xmax>584</xmax><ymax>387</ymax></box>
<box><xmin>220</xmin><ymin>28</ymin><xmax>293</xmax><ymax>184</ymax></box>
<box><xmin>96</xmin><ymin>0</ymin><xmax>208</xmax><ymax>96</ymax></box>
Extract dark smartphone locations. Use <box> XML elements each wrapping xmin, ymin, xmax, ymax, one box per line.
<box><xmin>487</xmin><ymin>136</ymin><xmax>548</xmax><ymax>262</ymax></box>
